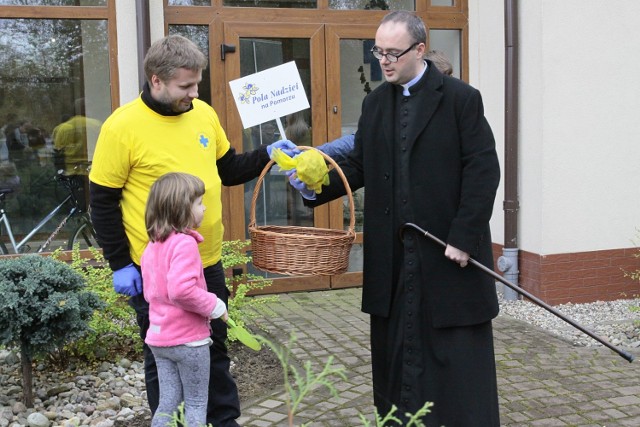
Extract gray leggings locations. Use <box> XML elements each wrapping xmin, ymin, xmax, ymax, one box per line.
<box><xmin>149</xmin><ymin>344</ymin><xmax>210</xmax><ymax>427</ymax></box>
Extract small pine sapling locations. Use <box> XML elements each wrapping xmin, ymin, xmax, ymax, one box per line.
<box><xmin>0</xmin><ymin>255</ymin><xmax>104</xmax><ymax>407</ymax></box>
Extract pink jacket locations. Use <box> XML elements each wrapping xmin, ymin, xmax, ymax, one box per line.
<box><xmin>141</xmin><ymin>230</ymin><xmax>218</xmax><ymax>347</ymax></box>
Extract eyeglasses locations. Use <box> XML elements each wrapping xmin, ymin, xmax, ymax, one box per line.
<box><xmin>370</xmin><ymin>42</ymin><xmax>419</xmax><ymax>63</ymax></box>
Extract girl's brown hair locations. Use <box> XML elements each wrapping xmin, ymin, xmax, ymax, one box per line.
<box><xmin>145</xmin><ymin>172</ymin><xmax>205</xmax><ymax>243</ymax></box>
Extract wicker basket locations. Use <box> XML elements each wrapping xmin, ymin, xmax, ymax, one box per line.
<box><xmin>249</xmin><ymin>146</ymin><xmax>356</xmax><ymax>276</ymax></box>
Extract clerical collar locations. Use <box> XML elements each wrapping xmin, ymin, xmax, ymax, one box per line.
<box><xmin>141</xmin><ymin>81</ymin><xmax>193</xmax><ymax>116</ymax></box>
<box><xmin>401</xmin><ymin>61</ymin><xmax>428</xmax><ymax>96</ymax></box>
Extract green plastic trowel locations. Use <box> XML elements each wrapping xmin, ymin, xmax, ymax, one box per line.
<box><xmin>227</xmin><ymin>318</ymin><xmax>261</xmax><ymax>351</ymax></box>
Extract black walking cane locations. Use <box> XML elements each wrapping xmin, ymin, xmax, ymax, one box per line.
<box><xmin>399</xmin><ymin>222</ymin><xmax>635</xmax><ymax>363</ymax></box>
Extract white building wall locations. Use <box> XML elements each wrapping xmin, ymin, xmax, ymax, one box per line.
<box><xmin>149</xmin><ymin>0</ymin><xmax>166</xmax><ymax>43</ymax></box>
<box><xmin>115</xmin><ymin>0</ymin><xmax>166</xmax><ymax>105</ymax></box>
<box><xmin>115</xmin><ymin>0</ymin><xmax>141</xmax><ymax>105</ymax></box>
<box><xmin>518</xmin><ymin>0</ymin><xmax>545</xmax><ymax>253</ymax></box>
<box><xmin>474</xmin><ymin>0</ymin><xmax>640</xmax><ymax>255</ymax></box>
<box><xmin>538</xmin><ymin>0</ymin><xmax>640</xmax><ymax>254</ymax></box>
<box><xmin>469</xmin><ymin>0</ymin><xmax>506</xmax><ymax>247</ymax></box>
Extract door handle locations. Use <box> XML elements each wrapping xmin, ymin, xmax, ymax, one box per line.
<box><xmin>221</xmin><ymin>44</ymin><xmax>236</xmax><ymax>61</ymax></box>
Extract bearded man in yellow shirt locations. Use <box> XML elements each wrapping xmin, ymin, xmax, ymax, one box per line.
<box><xmin>90</xmin><ymin>34</ymin><xmax>294</xmax><ymax>427</ymax></box>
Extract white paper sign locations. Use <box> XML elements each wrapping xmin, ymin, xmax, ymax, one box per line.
<box><xmin>228</xmin><ymin>61</ymin><xmax>310</xmax><ymax>129</ymax></box>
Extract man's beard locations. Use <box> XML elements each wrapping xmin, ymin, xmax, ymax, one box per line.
<box><xmin>157</xmin><ymin>92</ymin><xmax>190</xmax><ymax>113</ymax></box>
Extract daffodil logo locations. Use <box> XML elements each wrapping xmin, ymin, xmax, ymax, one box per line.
<box><xmin>239</xmin><ymin>82</ymin><xmax>259</xmax><ymax>104</ymax></box>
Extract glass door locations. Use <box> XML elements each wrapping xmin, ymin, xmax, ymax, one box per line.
<box><xmin>223</xmin><ymin>22</ymin><xmax>386</xmax><ymax>291</ymax></box>
<box><xmin>324</xmin><ymin>24</ymin><xmax>382</xmax><ymax>287</ymax></box>
<box><xmin>223</xmin><ymin>22</ymin><xmax>332</xmax><ymax>292</ymax></box>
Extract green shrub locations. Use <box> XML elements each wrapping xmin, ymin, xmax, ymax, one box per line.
<box><xmin>257</xmin><ymin>333</ymin><xmax>346</xmax><ymax>426</ymax></box>
<box><xmin>222</xmin><ymin>240</ymin><xmax>277</xmax><ymax>338</ymax></box>
<box><xmin>10</xmin><ymin>240</ymin><xmax>275</xmax><ymax>366</ymax></box>
<box><xmin>361</xmin><ymin>402</ymin><xmax>434</xmax><ymax>427</ymax></box>
<box><xmin>53</xmin><ymin>240</ymin><xmax>276</xmax><ymax>359</ymax></box>
<box><xmin>0</xmin><ymin>254</ymin><xmax>104</xmax><ymax>406</ymax></box>
<box><xmin>257</xmin><ymin>332</ymin><xmax>432</xmax><ymax>427</ymax></box>
<box><xmin>50</xmin><ymin>246</ymin><xmax>140</xmax><ymax>363</ymax></box>
<box><xmin>157</xmin><ymin>402</ymin><xmax>213</xmax><ymax>427</ymax></box>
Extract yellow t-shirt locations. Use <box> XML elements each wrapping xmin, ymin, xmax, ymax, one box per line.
<box><xmin>89</xmin><ymin>97</ymin><xmax>230</xmax><ymax>267</ymax></box>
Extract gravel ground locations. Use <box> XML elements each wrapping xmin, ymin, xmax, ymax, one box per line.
<box><xmin>498</xmin><ymin>291</ymin><xmax>640</xmax><ymax>349</ymax></box>
<box><xmin>0</xmin><ymin>340</ymin><xmax>281</xmax><ymax>427</ymax></box>
<box><xmin>1</xmin><ymin>292</ymin><xmax>639</xmax><ymax>426</ymax></box>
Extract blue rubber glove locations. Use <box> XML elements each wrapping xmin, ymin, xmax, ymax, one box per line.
<box><xmin>286</xmin><ymin>169</ymin><xmax>316</xmax><ymax>200</ymax></box>
<box><xmin>113</xmin><ymin>263</ymin><xmax>143</xmax><ymax>296</ymax></box>
<box><xmin>267</xmin><ymin>139</ymin><xmax>298</xmax><ymax>159</ymax></box>
<box><xmin>316</xmin><ymin>134</ymin><xmax>355</xmax><ymax>163</ymax></box>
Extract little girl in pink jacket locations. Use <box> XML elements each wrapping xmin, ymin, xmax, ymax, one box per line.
<box><xmin>141</xmin><ymin>172</ymin><xmax>227</xmax><ymax>427</ymax></box>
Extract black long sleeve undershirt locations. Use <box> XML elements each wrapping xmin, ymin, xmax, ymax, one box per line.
<box><xmin>216</xmin><ymin>144</ymin><xmax>271</xmax><ymax>186</ymax></box>
<box><xmin>89</xmin><ymin>181</ymin><xmax>131</xmax><ymax>271</ymax></box>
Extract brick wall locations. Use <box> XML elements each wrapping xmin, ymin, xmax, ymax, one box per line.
<box><xmin>492</xmin><ymin>244</ymin><xmax>640</xmax><ymax>305</ymax></box>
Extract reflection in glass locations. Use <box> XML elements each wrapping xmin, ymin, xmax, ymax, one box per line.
<box><xmin>430</xmin><ymin>0</ymin><xmax>454</xmax><ymax>6</ymax></box>
<box><xmin>429</xmin><ymin>29</ymin><xmax>461</xmax><ymax>79</ymax></box>
<box><xmin>347</xmin><ymin>243</ymin><xmax>363</xmax><ymax>272</ymax></box>
<box><xmin>339</xmin><ymin>39</ymin><xmax>384</xmax><ymax>137</ymax></box>
<box><xmin>0</xmin><ymin>0</ymin><xmax>105</xmax><ymax>5</ymax></box>
<box><xmin>168</xmin><ymin>0</ymin><xmax>211</xmax><ymax>5</ymax></box>
<box><xmin>330</xmin><ymin>0</ymin><xmax>413</xmax><ymax>11</ymax></box>
<box><xmin>332</xmin><ymin>38</ymin><xmax>385</xmax><ymax>272</ymax></box>
<box><xmin>240</xmin><ymin>38</ymin><xmax>313</xmax><ymax>243</ymax></box>
<box><xmin>224</xmin><ymin>0</ymin><xmax>315</xmax><ymax>8</ymax></box>
<box><xmin>0</xmin><ymin>18</ymin><xmax>110</xmax><ymax>249</ymax></box>
<box><xmin>169</xmin><ymin>25</ymin><xmax>211</xmax><ymax>105</ymax></box>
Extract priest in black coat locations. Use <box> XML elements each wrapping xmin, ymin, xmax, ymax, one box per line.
<box><xmin>296</xmin><ymin>11</ymin><xmax>501</xmax><ymax>426</ymax></box>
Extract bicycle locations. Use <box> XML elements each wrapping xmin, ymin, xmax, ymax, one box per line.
<box><xmin>0</xmin><ymin>169</ymin><xmax>99</xmax><ymax>255</ymax></box>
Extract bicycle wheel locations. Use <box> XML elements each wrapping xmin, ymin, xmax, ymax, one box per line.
<box><xmin>68</xmin><ymin>217</ymin><xmax>99</xmax><ymax>250</ymax></box>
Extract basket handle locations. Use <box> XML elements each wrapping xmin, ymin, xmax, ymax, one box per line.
<box><xmin>249</xmin><ymin>145</ymin><xmax>356</xmax><ymax>235</ymax></box>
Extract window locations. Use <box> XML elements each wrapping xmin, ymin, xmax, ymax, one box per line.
<box><xmin>0</xmin><ymin>3</ymin><xmax>114</xmax><ymax>253</ymax></box>
<box><xmin>0</xmin><ymin>0</ymin><xmax>106</xmax><ymax>5</ymax></box>
<box><xmin>330</xmin><ymin>0</ymin><xmax>414</xmax><ymax>10</ymax></box>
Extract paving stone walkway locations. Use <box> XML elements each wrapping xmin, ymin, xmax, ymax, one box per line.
<box><xmin>239</xmin><ymin>288</ymin><xmax>640</xmax><ymax>426</ymax></box>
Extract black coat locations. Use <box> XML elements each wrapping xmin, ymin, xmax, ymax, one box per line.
<box><xmin>308</xmin><ymin>62</ymin><xmax>500</xmax><ymax>328</ymax></box>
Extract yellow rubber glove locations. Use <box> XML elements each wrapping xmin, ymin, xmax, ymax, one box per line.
<box><xmin>271</xmin><ymin>147</ymin><xmax>297</xmax><ymax>171</ymax></box>
<box><xmin>271</xmin><ymin>148</ymin><xmax>329</xmax><ymax>194</ymax></box>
